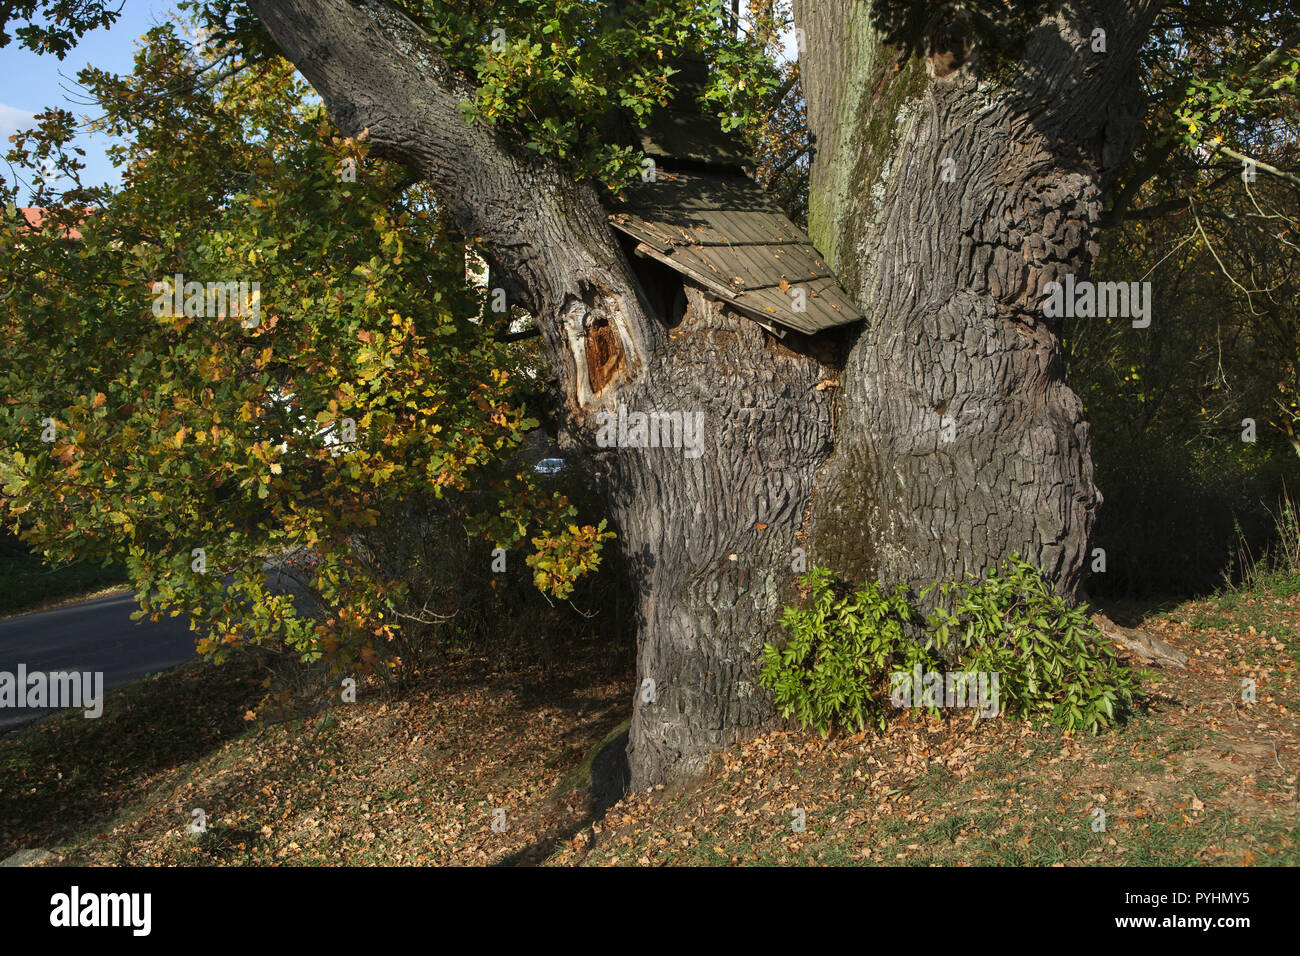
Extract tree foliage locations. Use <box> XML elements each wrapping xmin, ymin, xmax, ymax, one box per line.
<box><xmin>1</xmin><ymin>0</ymin><xmax>1298</xmax><ymax>712</ymax></box>
<box><xmin>180</xmin><ymin>0</ymin><xmax>783</xmax><ymax>191</ymax></box>
<box><xmin>0</xmin><ymin>0</ymin><xmax>122</xmax><ymax>58</ymax></box>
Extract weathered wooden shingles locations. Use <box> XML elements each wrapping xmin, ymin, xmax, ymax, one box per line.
<box><xmin>608</xmin><ymin>169</ymin><xmax>862</xmax><ymax>336</ymax></box>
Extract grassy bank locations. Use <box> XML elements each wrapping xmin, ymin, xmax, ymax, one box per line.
<box><xmin>2</xmin><ymin>583</ymin><xmax>1296</xmax><ymax>866</ymax></box>
<box><xmin>0</xmin><ymin>536</ymin><xmax>127</xmax><ymax>618</ymax></box>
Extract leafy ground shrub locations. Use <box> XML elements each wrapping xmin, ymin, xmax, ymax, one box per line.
<box><xmin>926</xmin><ymin>557</ymin><xmax>1142</xmax><ymax>733</ymax></box>
<box><xmin>760</xmin><ymin>559</ymin><xmax>1143</xmax><ymax>737</ymax></box>
<box><xmin>759</xmin><ymin>568</ymin><xmax>942</xmax><ymax>736</ymax></box>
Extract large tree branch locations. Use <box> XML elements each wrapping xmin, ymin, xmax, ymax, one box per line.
<box><xmin>245</xmin><ymin>0</ymin><xmax>655</xmax><ymax>415</ymax></box>
<box><xmin>1122</xmin><ymin>167</ymin><xmax>1240</xmax><ymax>220</ymax></box>
<box><xmin>1214</xmin><ymin>144</ymin><xmax>1300</xmax><ymax>189</ymax></box>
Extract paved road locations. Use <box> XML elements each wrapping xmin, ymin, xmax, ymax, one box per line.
<box><xmin>0</xmin><ymin>592</ymin><xmax>197</xmax><ymax>735</ymax></box>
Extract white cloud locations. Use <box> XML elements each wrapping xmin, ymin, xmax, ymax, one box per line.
<box><xmin>0</xmin><ymin>103</ymin><xmax>38</xmax><ymax>145</ymax></box>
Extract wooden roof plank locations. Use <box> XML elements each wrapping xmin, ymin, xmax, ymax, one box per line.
<box><xmin>631</xmin><ymin>242</ymin><xmax>745</xmax><ymax>303</ymax></box>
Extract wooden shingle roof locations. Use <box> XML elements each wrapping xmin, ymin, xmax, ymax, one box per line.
<box><xmin>608</xmin><ymin>169</ymin><xmax>861</xmax><ymax>336</ymax></box>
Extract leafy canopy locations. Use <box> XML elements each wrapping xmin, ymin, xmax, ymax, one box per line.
<box><xmin>184</xmin><ymin>0</ymin><xmax>782</xmax><ymax>190</ymax></box>
<box><xmin>0</xmin><ymin>21</ymin><xmax>610</xmax><ymax>684</ymax></box>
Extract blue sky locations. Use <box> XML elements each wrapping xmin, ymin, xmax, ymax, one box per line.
<box><xmin>1</xmin><ymin>1</ymin><xmax>182</xmax><ymax>202</ymax></box>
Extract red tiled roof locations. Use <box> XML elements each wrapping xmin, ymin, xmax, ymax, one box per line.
<box><xmin>17</xmin><ymin>206</ymin><xmax>84</xmax><ymax>239</ymax></box>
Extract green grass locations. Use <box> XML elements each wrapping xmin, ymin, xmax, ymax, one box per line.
<box><xmin>0</xmin><ymin>542</ymin><xmax>127</xmax><ymax>617</ymax></box>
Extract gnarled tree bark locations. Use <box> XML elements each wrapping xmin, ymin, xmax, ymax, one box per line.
<box><xmin>796</xmin><ymin>0</ymin><xmax>1159</xmax><ymax>601</ymax></box>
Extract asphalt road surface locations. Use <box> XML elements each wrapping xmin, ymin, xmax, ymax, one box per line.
<box><xmin>0</xmin><ymin>592</ymin><xmax>197</xmax><ymax>735</ymax></box>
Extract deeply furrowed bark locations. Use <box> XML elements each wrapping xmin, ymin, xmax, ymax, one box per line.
<box><xmin>608</xmin><ymin>289</ymin><xmax>835</xmax><ymax>787</ymax></box>
<box><xmin>247</xmin><ymin>0</ymin><xmax>836</xmax><ymax>789</ymax></box>
<box><xmin>795</xmin><ymin>0</ymin><xmax>1159</xmax><ymax>601</ymax></box>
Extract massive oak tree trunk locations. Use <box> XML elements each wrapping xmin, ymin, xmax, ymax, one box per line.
<box><xmin>247</xmin><ymin>0</ymin><xmax>835</xmax><ymax>790</ymax></box>
<box><xmin>604</xmin><ymin>288</ymin><xmax>835</xmax><ymax>786</ymax></box>
<box><xmin>795</xmin><ymin>0</ymin><xmax>1158</xmax><ymax>600</ymax></box>
<box><xmin>248</xmin><ymin>0</ymin><xmax>1159</xmax><ymax>789</ymax></box>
